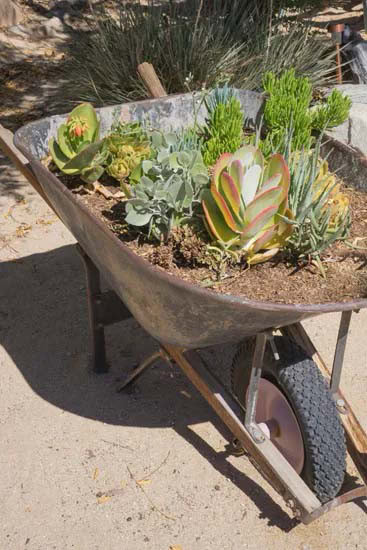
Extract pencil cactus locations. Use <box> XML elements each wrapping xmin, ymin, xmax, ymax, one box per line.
<box><xmin>49</xmin><ymin>103</ymin><xmax>108</xmax><ymax>184</ymax></box>
<box><xmin>202</xmin><ymin>145</ymin><xmax>293</xmax><ymax>264</ymax></box>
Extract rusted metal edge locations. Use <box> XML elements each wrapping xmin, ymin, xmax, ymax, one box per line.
<box><xmin>0</xmin><ymin>123</ymin><xmax>57</xmax><ymax>215</ymax></box>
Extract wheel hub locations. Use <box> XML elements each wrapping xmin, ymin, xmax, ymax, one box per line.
<box><xmin>250</xmin><ymin>378</ymin><xmax>305</xmax><ymax>474</ymax></box>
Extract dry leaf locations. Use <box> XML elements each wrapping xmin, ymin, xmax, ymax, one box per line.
<box><xmin>36</xmin><ymin>218</ymin><xmax>55</xmax><ymax>226</ymax></box>
<box><xmin>97</xmin><ymin>495</ymin><xmax>110</xmax><ymax>504</ymax></box>
<box><xmin>93</xmin><ymin>468</ymin><xmax>99</xmax><ymax>480</ymax></box>
<box><xmin>170</xmin><ymin>546</ymin><xmax>183</xmax><ymax>550</ymax></box>
<box><xmin>15</xmin><ymin>224</ymin><xmax>32</xmax><ymax>237</ymax></box>
<box><xmin>137</xmin><ymin>479</ymin><xmax>151</xmax><ymax>486</ymax></box>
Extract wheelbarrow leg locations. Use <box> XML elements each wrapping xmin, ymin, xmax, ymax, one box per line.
<box><xmin>77</xmin><ymin>244</ymin><xmax>108</xmax><ymax>373</ymax></box>
<box><xmin>117</xmin><ymin>350</ymin><xmax>168</xmax><ymax>392</ymax></box>
<box><xmin>75</xmin><ymin>244</ymin><xmax>133</xmax><ymax>374</ymax></box>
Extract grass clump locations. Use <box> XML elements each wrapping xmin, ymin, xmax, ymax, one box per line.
<box><xmin>64</xmin><ymin>1</ymin><xmax>338</xmax><ymax>107</ymax></box>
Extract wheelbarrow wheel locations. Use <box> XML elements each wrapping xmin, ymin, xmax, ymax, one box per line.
<box><xmin>231</xmin><ymin>336</ymin><xmax>346</xmax><ymax>503</ymax></box>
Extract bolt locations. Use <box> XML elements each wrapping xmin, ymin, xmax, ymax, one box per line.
<box><xmin>250</xmin><ymin>426</ymin><xmax>265</xmax><ymax>443</ymax></box>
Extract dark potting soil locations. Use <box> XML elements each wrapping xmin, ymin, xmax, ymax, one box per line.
<box><xmin>59</xmin><ymin>172</ymin><xmax>367</xmax><ymax>305</ymax></box>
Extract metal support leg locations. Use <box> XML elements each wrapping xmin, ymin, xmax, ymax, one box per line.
<box><xmin>330</xmin><ymin>311</ymin><xmax>352</xmax><ymax>406</ymax></box>
<box><xmin>77</xmin><ymin>245</ymin><xmax>108</xmax><ymax>373</ymax></box>
<box><xmin>117</xmin><ymin>351</ymin><xmax>166</xmax><ymax>392</ymax></box>
<box><xmin>244</xmin><ymin>332</ymin><xmax>268</xmax><ymax>444</ymax></box>
<box><xmin>75</xmin><ymin>244</ymin><xmax>133</xmax><ymax>373</ymax></box>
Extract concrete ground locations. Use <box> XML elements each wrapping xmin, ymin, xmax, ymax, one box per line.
<box><xmin>1</xmin><ymin>157</ymin><xmax>367</xmax><ymax>550</ymax></box>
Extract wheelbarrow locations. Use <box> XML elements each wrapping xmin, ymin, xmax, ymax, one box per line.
<box><xmin>2</xmin><ymin>72</ymin><xmax>367</xmax><ymax>525</ymax></box>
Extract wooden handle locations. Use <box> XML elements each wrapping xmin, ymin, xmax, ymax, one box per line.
<box><xmin>137</xmin><ymin>62</ymin><xmax>167</xmax><ymax>99</ymax></box>
<box><xmin>0</xmin><ymin>123</ymin><xmax>57</xmax><ymax>214</ymax></box>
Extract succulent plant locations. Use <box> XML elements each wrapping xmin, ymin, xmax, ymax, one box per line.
<box><xmin>125</xmin><ymin>145</ymin><xmax>209</xmax><ymax>241</ymax></box>
<box><xmin>284</xmin><ymin>141</ymin><xmax>351</xmax><ymax>261</ymax></box>
<box><xmin>311</xmin><ymin>89</ymin><xmax>352</xmax><ymax>131</ymax></box>
<box><xmin>202</xmin><ymin>145</ymin><xmax>293</xmax><ymax>265</ymax></box>
<box><xmin>202</xmin><ymin>86</ymin><xmax>244</xmax><ymax>167</ymax></box>
<box><xmin>49</xmin><ymin>103</ymin><xmax>108</xmax><ymax>184</ymax></box>
<box><xmin>106</xmin><ymin>121</ymin><xmax>151</xmax><ymax>185</ymax></box>
<box><xmin>262</xmin><ymin>70</ymin><xmax>351</xmax><ymax>155</ymax></box>
<box><xmin>313</xmin><ymin>159</ymin><xmax>350</xmax><ymax>228</ymax></box>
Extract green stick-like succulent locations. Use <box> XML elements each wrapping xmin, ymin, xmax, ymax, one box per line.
<box><xmin>202</xmin><ymin>145</ymin><xmax>293</xmax><ymax>265</ymax></box>
<box><xmin>202</xmin><ymin>87</ymin><xmax>244</xmax><ymax>167</ymax></box>
<box><xmin>49</xmin><ymin>103</ymin><xmax>108</xmax><ymax>184</ymax></box>
<box><xmin>261</xmin><ymin>70</ymin><xmax>351</xmax><ymax>156</ymax></box>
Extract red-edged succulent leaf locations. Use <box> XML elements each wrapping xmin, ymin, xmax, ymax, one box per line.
<box><xmin>263</xmin><ymin>153</ymin><xmax>290</xmax><ymax>192</ymax></box>
<box><xmin>247</xmin><ymin>248</ymin><xmax>279</xmax><ymax>265</ymax></box>
<box><xmin>240</xmin><ymin>205</ymin><xmax>278</xmax><ymax>240</ymax></box>
<box><xmin>232</xmin><ymin>144</ymin><xmax>264</xmax><ymax>169</ymax></box>
<box><xmin>202</xmin><ymin>190</ymin><xmax>239</xmax><ymax>243</ymax></box>
<box><xmin>244</xmin><ymin>186</ymin><xmax>283</xmax><ymax>224</ymax></box>
<box><xmin>250</xmin><ymin>225</ymin><xmax>278</xmax><ymax>253</ymax></box>
<box><xmin>211</xmin><ymin>184</ymin><xmax>241</xmax><ymax>232</ymax></box>
<box><xmin>259</xmin><ymin>173</ymin><xmax>282</xmax><ymax>194</ymax></box>
<box><xmin>277</xmin><ymin>208</ymin><xmax>294</xmax><ymax>240</ymax></box>
<box><xmin>220</xmin><ymin>172</ymin><xmax>241</xmax><ymax>218</ymax></box>
<box><xmin>228</xmin><ymin>159</ymin><xmax>243</xmax><ymax>194</ymax></box>
<box><xmin>212</xmin><ymin>153</ymin><xmax>233</xmax><ymax>189</ymax></box>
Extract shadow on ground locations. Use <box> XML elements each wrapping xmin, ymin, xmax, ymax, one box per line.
<box><xmin>0</xmin><ymin>242</ymin><xmax>297</xmax><ymax>531</ymax></box>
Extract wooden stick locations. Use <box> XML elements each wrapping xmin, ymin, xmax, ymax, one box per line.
<box><xmin>282</xmin><ymin>322</ymin><xmax>367</xmax><ymax>485</ymax></box>
<box><xmin>0</xmin><ymin>123</ymin><xmax>57</xmax><ymax>215</ymax></box>
<box><xmin>137</xmin><ymin>63</ymin><xmax>167</xmax><ymax>99</ymax></box>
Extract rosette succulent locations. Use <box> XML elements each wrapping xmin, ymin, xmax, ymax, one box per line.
<box><xmin>106</xmin><ymin>122</ymin><xmax>151</xmax><ymax>185</ymax></box>
<box><xmin>202</xmin><ymin>145</ymin><xmax>293</xmax><ymax>265</ymax></box>
<box><xmin>49</xmin><ymin>103</ymin><xmax>108</xmax><ymax>184</ymax></box>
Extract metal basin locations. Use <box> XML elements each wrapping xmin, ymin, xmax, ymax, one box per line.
<box><xmin>13</xmin><ymin>92</ymin><xmax>367</xmax><ymax>348</ymax></box>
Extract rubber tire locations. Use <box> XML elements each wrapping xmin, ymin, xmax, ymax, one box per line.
<box><xmin>231</xmin><ymin>336</ymin><xmax>346</xmax><ymax>504</ymax></box>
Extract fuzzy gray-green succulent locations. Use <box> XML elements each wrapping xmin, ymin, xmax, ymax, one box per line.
<box><xmin>125</xmin><ymin>144</ymin><xmax>209</xmax><ymax>241</ymax></box>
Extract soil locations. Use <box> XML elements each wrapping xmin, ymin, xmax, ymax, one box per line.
<box><xmin>57</xmin><ymin>171</ymin><xmax>367</xmax><ymax>305</ymax></box>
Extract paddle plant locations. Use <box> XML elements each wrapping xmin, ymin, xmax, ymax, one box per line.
<box><xmin>202</xmin><ymin>146</ymin><xmax>294</xmax><ymax>265</ymax></box>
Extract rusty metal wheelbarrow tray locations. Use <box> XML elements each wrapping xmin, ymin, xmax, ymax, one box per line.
<box><xmin>12</xmin><ymin>92</ymin><xmax>367</xmax><ymax>349</ymax></box>
<box><xmin>7</xmin><ymin>91</ymin><xmax>367</xmax><ymax>525</ymax></box>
